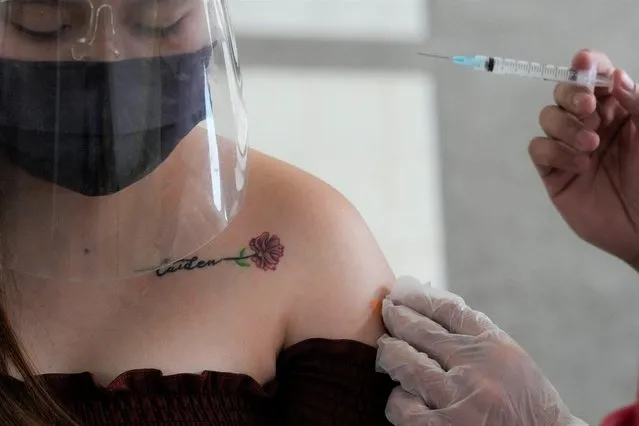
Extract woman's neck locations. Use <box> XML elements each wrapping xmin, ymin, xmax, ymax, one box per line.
<box><xmin>0</xmin><ymin>129</ymin><xmax>231</xmax><ymax>283</ymax></box>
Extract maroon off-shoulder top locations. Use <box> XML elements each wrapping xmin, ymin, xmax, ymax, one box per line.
<box><xmin>0</xmin><ymin>338</ymin><xmax>395</xmax><ymax>425</ymax></box>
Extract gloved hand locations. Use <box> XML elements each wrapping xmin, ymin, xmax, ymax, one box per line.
<box><xmin>376</xmin><ymin>276</ymin><xmax>588</xmax><ymax>426</ymax></box>
<box><xmin>531</xmin><ymin>49</ymin><xmax>639</xmax><ymax>270</ymax></box>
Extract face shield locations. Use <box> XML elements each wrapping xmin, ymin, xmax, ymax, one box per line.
<box><xmin>0</xmin><ymin>0</ymin><xmax>248</xmax><ymax>282</ymax></box>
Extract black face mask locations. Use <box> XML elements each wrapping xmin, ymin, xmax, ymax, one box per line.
<box><xmin>0</xmin><ymin>46</ymin><xmax>212</xmax><ymax>197</ymax></box>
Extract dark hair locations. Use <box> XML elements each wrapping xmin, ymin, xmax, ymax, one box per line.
<box><xmin>0</xmin><ymin>273</ymin><xmax>79</xmax><ymax>425</ymax></box>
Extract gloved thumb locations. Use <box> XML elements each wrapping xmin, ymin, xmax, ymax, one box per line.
<box><xmin>611</xmin><ymin>68</ymin><xmax>639</xmax><ymax>122</ymax></box>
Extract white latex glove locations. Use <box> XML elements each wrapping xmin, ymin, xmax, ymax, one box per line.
<box><xmin>376</xmin><ymin>276</ymin><xmax>588</xmax><ymax>426</ymax></box>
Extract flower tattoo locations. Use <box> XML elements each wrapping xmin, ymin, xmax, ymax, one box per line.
<box><xmin>155</xmin><ymin>232</ymin><xmax>285</xmax><ymax>277</ymax></box>
<box><xmin>247</xmin><ymin>232</ymin><xmax>285</xmax><ymax>270</ymax></box>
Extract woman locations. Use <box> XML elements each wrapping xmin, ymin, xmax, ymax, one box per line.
<box><xmin>377</xmin><ymin>48</ymin><xmax>639</xmax><ymax>426</ymax></box>
<box><xmin>0</xmin><ymin>1</ymin><xmax>396</xmax><ymax>424</ymax></box>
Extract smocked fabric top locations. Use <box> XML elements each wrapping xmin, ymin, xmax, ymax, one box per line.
<box><xmin>0</xmin><ymin>338</ymin><xmax>395</xmax><ymax>425</ymax></box>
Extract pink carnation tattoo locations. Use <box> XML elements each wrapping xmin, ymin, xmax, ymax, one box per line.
<box><xmin>247</xmin><ymin>232</ymin><xmax>285</xmax><ymax>271</ymax></box>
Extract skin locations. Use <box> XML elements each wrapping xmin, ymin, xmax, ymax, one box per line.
<box><xmin>0</xmin><ymin>0</ymin><xmax>395</xmax><ymax>389</ymax></box>
<box><xmin>532</xmin><ymin>49</ymin><xmax>639</xmax><ymax>271</ymax></box>
<box><xmin>5</xmin><ymin>147</ymin><xmax>393</xmax><ymax>387</ymax></box>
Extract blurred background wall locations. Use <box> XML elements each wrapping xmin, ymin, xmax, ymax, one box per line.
<box><xmin>228</xmin><ymin>0</ymin><xmax>639</xmax><ymax>423</ymax></box>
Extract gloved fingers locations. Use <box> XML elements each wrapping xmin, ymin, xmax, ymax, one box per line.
<box><xmin>388</xmin><ymin>276</ymin><xmax>435</xmax><ymax>306</ymax></box>
<box><xmin>377</xmin><ymin>335</ymin><xmax>454</xmax><ymax>408</ymax></box>
<box><xmin>383</xmin><ymin>298</ymin><xmax>448</xmax><ymax>337</ymax></box>
<box><xmin>431</xmin><ymin>301</ymin><xmax>497</xmax><ymax>337</ymax></box>
<box><xmin>388</xmin><ymin>277</ymin><xmax>462</xmax><ymax>317</ymax></box>
<box><xmin>385</xmin><ymin>387</ymin><xmax>445</xmax><ymax>426</ymax></box>
<box><xmin>382</xmin><ymin>299</ymin><xmax>476</xmax><ymax>368</ymax></box>
<box><xmin>387</xmin><ymin>278</ymin><xmax>497</xmax><ymax>336</ymax></box>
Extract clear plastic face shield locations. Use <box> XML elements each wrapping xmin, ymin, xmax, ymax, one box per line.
<box><xmin>0</xmin><ymin>0</ymin><xmax>248</xmax><ymax>282</ymax></box>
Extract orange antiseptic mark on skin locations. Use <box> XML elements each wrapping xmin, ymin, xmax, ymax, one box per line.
<box><xmin>370</xmin><ymin>298</ymin><xmax>383</xmax><ymax>316</ymax></box>
<box><xmin>370</xmin><ymin>287</ymin><xmax>390</xmax><ymax>317</ymax></box>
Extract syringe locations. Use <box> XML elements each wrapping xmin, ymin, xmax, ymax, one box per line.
<box><xmin>417</xmin><ymin>53</ymin><xmax>613</xmax><ymax>88</ymax></box>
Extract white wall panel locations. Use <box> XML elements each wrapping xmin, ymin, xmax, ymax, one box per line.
<box><xmin>241</xmin><ymin>68</ymin><xmax>446</xmax><ymax>288</ymax></box>
<box><xmin>229</xmin><ymin>0</ymin><xmax>428</xmax><ymax>41</ymax></box>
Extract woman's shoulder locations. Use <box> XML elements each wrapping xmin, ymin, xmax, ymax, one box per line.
<box><xmin>243</xmin><ymin>149</ymin><xmax>360</xmax><ymax>229</ymax></box>
<box><xmin>242</xmin><ymin>150</ymin><xmax>395</xmax><ymax>349</ymax></box>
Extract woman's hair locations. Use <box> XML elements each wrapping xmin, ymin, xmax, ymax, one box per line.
<box><xmin>0</xmin><ymin>275</ymin><xmax>78</xmax><ymax>424</ymax></box>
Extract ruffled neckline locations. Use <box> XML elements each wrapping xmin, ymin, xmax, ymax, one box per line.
<box><xmin>0</xmin><ymin>338</ymin><xmax>377</xmax><ymax>399</ymax></box>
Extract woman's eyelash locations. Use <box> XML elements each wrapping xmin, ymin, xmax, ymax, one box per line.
<box><xmin>11</xmin><ymin>22</ymin><xmax>68</xmax><ymax>41</ymax></box>
<box><xmin>11</xmin><ymin>16</ymin><xmax>186</xmax><ymax>43</ymax></box>
<box><xmin>133</xmin><ymin>17</ymin><xmax>185</xmax><ymax>38</ymax></box>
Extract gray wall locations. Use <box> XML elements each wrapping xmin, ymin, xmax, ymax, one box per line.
<box><xmin>235</xmin><ymin>0</ymin><xmax>639</xmax><ymax>423</ymax></box>
<box><xmin>431</xmin><ymin>1</ymin><xmax>639</xmax><ymax>423</ymax></box>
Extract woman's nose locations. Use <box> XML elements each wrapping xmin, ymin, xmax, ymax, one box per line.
<box><xmin>72</xmin><ymin>4</ymin><xmax>120</xmax><ymax>61</ymax></box>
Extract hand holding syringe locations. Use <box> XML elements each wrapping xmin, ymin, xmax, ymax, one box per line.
<box><xmin>434</xmin><ymin>48</ymin><xmax>639</xmax><ymax>273</ymax></box>
<box><xmin>417</xmin><ymin>52</ymin><xmax>615</xmax><ymax>88</ymax></box>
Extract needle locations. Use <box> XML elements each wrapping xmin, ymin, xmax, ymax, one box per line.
<box><xmin>416</xmin><ymin>52</ymin><xmax>452</xmax><ymax>60</ymax></box>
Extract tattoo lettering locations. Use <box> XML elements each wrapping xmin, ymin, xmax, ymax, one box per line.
<box><xmin>156</xmin><ymin>232</ymin><xmax>284</xmax><ymax>277</ymax></box>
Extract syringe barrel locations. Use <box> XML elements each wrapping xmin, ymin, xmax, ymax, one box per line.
<box><xmin>490</xmin><ymin>56</ymin><xmax>573</xmax><ymax>79</ymax></box>
<box><xmin>487</xmin><ymin>56</ymin><xmax>610</xmax><ymax>87</ymax></box>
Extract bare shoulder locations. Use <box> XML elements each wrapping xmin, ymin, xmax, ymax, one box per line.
<box><xmin>244</xmin><ymin>150</ymin><xmax>395</xmax><ymax>348</ymax></box>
